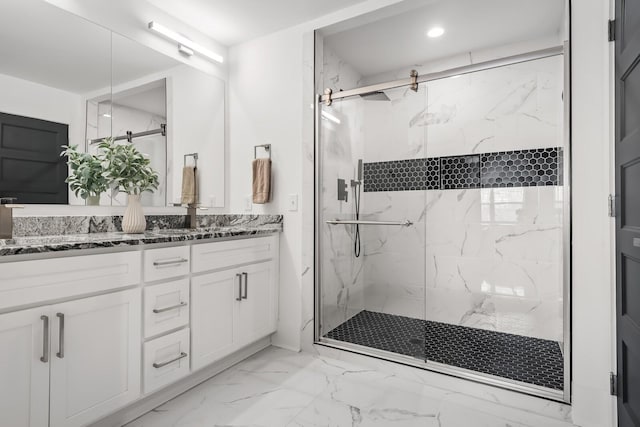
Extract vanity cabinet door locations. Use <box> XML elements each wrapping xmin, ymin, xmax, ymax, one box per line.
<box><xmin>236</xmin><ymin>261</ymin><xmax>278</xmax><ymax>347</ymax></box>
<box><xmin>49</xmin><ymin>289</ymin><xmax>141</xmax><ymax>427</ymax></box>
<box><xmin>0</xmin><ymin>307</ymin><xmax>50</xmax><ymax>427</ymax></box>
<box><xmin>191</xmin><ymin>270</ymin><xmax>240</xmax><ymax>370</ymax></box>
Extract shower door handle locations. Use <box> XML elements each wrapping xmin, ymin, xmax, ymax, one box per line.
<box><xmin>326</xmin><ymin>219</ymin><xmax>413</xmax><ymax>227</ymax></box>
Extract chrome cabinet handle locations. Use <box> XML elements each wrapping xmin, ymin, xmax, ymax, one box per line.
<box><xmin>56</xmin><ymin>313</ymin><xmax>64</xmax><ymax>359</ymax></box>
<box><xmin>242</xmin><ymin>272</ymin><xmax>248</xmax><ymax>299</ymax></box>
<box><xmin>152</xmin><ymin>301</ymin><xmax>188</xmax><ymax>313</ymax></box>
<box><xmin>40</xmin><ymin>315</ymin><xmax>49</xmax><ymax>363</ymax></box>
<box><xmin>236</xmin><ymin>273</ymin><xmax>243</xmax><ymax>301</ymax></box>
<box><xmin>153</xmin><ymin>352</ymin><xmax>187</xmax><ymax>368</ymax></box>
<box><xmin>153</xmin><ymin>258</ymin><xmax>188</xmax><ymax>267</ymax></box>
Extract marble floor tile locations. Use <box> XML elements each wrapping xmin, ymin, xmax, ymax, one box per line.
<box><xmin>125</xmin><ymin>346</ymin><xmax>577</xmax><ymax>427</ymax></box>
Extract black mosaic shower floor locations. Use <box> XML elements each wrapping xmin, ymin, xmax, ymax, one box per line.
<box><xmin>325</xmin><ymin>310</ymin><xmax>564</xmax><ymax>391</ymax></box>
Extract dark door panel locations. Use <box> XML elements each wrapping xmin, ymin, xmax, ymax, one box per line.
<box><xmin>0</xmin><ymin>112</ymin><xmax>69</xmax><ymax>204</ymax></box>
<box><xmin>616</xmin><ymin>0</ymin><xmax>640</xmax><ymax>426</ymax></box>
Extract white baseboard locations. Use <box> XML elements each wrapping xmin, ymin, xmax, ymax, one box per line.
<box><xmin>92</xmin><ymin>337</ymin><xmax>272</xmax><ymax>427</ymax></box>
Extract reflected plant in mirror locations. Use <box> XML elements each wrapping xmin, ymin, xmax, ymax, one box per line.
<box><xmin>60</xmin><ymin>145</ymin><xmax>109</xmax><ymax>206</ymax></box>
<box><xmin>98</xmin><ymin>137</ymin><xmax>159</xmax><ymax>196</ymax></box>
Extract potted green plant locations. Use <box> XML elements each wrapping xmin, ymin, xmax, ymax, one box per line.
<box><xmin>98</xmin><ymin>137</ymin><xmax>159</xmax><ymax>233</ymax></box>
<box><xmin>60</xmin><ymin>145</ymin><xmax>109</xmax><ymax>206</ymax></box>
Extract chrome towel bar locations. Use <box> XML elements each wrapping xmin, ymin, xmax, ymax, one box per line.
<box><xmin>326</xmin><ymin>219</ymin><xmax>413</xmax><ymax>227</ymax></box>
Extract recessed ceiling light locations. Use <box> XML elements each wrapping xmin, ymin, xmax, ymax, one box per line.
<box><xmin>427</xmin><ymin>27</ymin><xmax>445</xmax><ymax>38</ymax></box>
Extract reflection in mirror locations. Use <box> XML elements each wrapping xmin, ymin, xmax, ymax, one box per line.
<box><xmin>0</xmin><ymin>0</ymin><xmax>226</xmax><ymax>208</ymax></box>
<box><xmin>87</xmin><ymin>80</ymin><xmax>168</xmax><ymax>207</ymax></box>
<box><xmin>99</xmin><ymin>32</ymin><xmax>226</xmax><ymax>208</ymax></box>
<box><xmin>0</xmin><ymin>0</ymin><xmax>111</xmax><ymax>205</ymax></box>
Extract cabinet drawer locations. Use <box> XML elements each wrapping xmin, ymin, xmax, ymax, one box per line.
<box><xmin>143</xmin><ymin>328</ymin><xmax>190</xmax><ymax>394</ymax></box>
<box><xmin>0</xmin><ymin>251</ymin><xmax>141</xmax><ymax>310</ymax></box>
<box><xmin>144</xmin><ymin>246</ymin><xmax>190</xmax><ymax>282</ymax></box>
<box><xmin>192</xmin><ymin>235</ymin><xmax>277</xmax><ymax>273</ymax></box>
<box><xmin>143</xmin><ymin>279</ymin><xmax>190</xmax><ymax>338</ymax></box>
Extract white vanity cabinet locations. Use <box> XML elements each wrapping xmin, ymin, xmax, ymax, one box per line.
<box><xmin>0</xmin><ymin>232</ymin><xmax>280</xmax><ymax>427</ymax></box>
<box><xmin>49</xmin><ymin>289</ymin><xmax>141</xmax><ymax>427</ymax></box>
<box><xmin>191</xmin><ymin>235</ymin><xmax>279</xmax><ymax>371</ymax></box>
<box><xmin>0</xmin><ymin>307</ymin><xmax>50</xmax><ymax>427</ymax></box>
<box><xmin>0</xmin><ymin>289</ymin><xmax>141</xmax><ymax>427</ymax></box>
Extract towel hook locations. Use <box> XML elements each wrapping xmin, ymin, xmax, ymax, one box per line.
<box><xmin>254</xmin><ymin>144</ymin><xmax>271</xmax><ymax>160</ymax></box>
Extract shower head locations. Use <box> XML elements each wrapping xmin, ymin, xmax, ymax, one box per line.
<box><xmin>359</xmin><ymin>91</ymin><xmax>390</xmax><ymax>101</ymax></box>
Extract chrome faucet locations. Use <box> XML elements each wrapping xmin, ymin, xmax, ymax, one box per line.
<box><xmin>0</xmin><ymin>197</ymin><xmax>24</xmax><ymax>239</ymax></box>
<box><xmin>172</xmin><ymin>203</ymin><xmax>207</xmax><ymax>229</ymax></box>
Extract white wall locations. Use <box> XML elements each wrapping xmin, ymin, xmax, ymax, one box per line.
<box><xmin>571</xmin><ymin>0</ymin><xmax>616</xmax><ymax>426</ymax></box>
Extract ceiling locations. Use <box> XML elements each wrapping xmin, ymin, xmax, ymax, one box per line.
<box><xmin>323</xmin><ymin>0</ymin><xmax>566</xmax><ymax>78</ymax></box>
<box><xmin>145</xmin><ymin>0</ymin><xmax>368</xmax><ymax>46</ymax></box>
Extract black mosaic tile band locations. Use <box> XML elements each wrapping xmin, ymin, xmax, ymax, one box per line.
<box><xmin>325</xmin><ymin>310</ymin><xmax>564</xmax><ymax>391</ymax></box>
<box><xmin>362</xmin><ymin>158</ymin><xmax>439</xmax><ymax>192</ymax></box>
<box><xmin>481</xmin><ymin>147</ymin><xmax>562</xmax><ymax>188</ymax></box>
<box><xmin>441</xmin><ymin>155</ymin><xmax>480</xmax><ymax>189</ymax></box>
<box><xmin>363</xmin><ymin>147</ymin><xmax>563</xmax><ymax>192</ymax></box>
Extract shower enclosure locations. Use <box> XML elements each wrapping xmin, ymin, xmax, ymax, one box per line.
<box><xmin>314</xmin><ymin>44</ymin><xmax>570</xmax><ymax>402</ymax></box>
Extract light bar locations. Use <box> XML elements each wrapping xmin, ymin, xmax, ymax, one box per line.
<box><xmin>148</xmin><ymin>21</ymin><xmax>224</xmax><ymax>64</ymax></box>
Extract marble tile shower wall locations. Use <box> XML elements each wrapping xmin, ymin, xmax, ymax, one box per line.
<box><xmin>319</xmin><ymin>45</ymin><xmax>367</xmax><ymax>333</ymax></box>
<box><xmin>362</xmin><ymin>56</ymin><xmax>565</xmax><ymax>342</ymax></box>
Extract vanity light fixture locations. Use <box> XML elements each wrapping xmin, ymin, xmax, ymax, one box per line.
<box><xmin>148</xmin><ymin>21</ymin><xmax>224</xmax><ymax>64</ymax></box>
<box><xmin>427</xmin><ymin>27</ymin><xmax>445</xmax><ymax>38</ymax></box>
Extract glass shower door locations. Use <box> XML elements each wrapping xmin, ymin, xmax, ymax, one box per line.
<box><xmin>422</xmin><ymin>55</ymin><xmax>566</xmax><ymax>396</ymax></box>
<box><xmin>318</xmin><ymin>85</ymin><xmax>429</xmax><ymax>361</ymax></box>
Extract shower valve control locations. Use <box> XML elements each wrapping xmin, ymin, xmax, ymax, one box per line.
<box><xmin>337</xmin><ymin>179</ymin><xmax>348</xmax><ymax>202</ymax></box>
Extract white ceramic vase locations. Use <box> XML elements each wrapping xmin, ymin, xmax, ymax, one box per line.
<box><xmin>122</xmin><ymin>194</ymin><xmax>146</xmax><ymax>233</ymax></box>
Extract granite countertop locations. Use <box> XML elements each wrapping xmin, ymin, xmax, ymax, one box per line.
<box><xmin>0</xmin><ymin>224</ymin><xmax>283</xmax><ymax>256</ymax></box>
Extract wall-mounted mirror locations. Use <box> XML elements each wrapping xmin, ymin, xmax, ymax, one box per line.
<box><xmin>0</xmin><ymin>0</ymin><xmax>111</xmax><ymax>205</ymax></box>
<box><xmin>0</xmin><ymin>0</ymin><xmax>225</xmax><ymax>208</ymax></box>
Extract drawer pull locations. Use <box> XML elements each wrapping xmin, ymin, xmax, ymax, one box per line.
<box><xmin>153</xmin><ymin>351</ymin><xmax>188</xmax><ymax>368</ymax></box>
<box><xmin>56</xmin><ymin>313</ymin><xmax>64</xmax><ymax>359</ymax></box>
<box><xmin>153</xmin><ymin>258</ymin><xmax>188</xmax><ymax>267</ymax></box>
<box><xmin>236</xmin><ymin>273</ymin><xmax>243</xmax><ymax>301</ymax></box>
<box><xmin>242</xmin><ymin>272</ymin><xmax>248</xmax><ymax>299</ymax></box>
<box><xmin>40</xmin><ymin>315</ymin><xmax>49</xmax><ymax>363</ymax></box>
<box><xmin>152</xmin><ymin>301</ymin><xmax>188</xmax><ymax>314</ymax></box>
